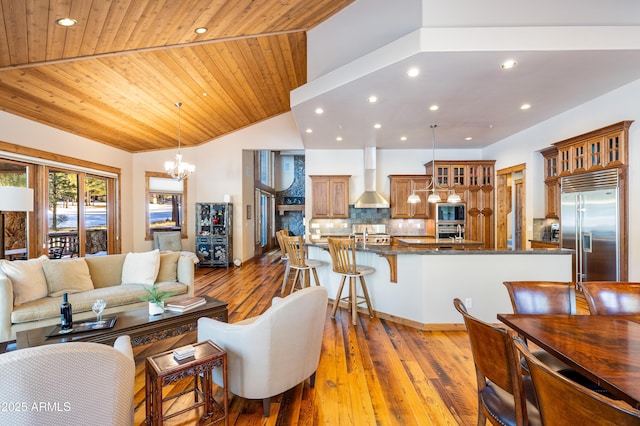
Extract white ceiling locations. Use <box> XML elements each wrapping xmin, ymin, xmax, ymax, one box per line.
<box><xmin>290</xmin><ymin>1</ymin><xmax>640</xmax><ymax>150</ymax></box>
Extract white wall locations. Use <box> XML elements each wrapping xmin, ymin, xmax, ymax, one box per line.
<box><xmin>0</xmin><ymin>110</ymin><xmax>135</xmax><ymax>252</ymax></box>
<box><xmin>133</xmin><ymin>112</ymin><xmax>305</xmax><ymax>261</ymax></box>
<box><xmin>484</xmin><ymin>78</ymin><xmax>640</xmax><ymax>280</ymax></box>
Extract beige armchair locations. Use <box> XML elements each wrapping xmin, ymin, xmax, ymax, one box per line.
<box><xmin>197</xmin><ymin>286</ymin><xmax>328</xmax><ymax>417</ymax></box>
<box><xmin>0</xmin><ymin>336</ymin><xmax>135</xmax><ymax>425</ymax></box>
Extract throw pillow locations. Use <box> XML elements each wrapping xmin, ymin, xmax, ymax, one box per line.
<box><xmin>42</xmin><ymin>257</ymin><xmax>94</xmax><ymax>297</ymax></box>
<box><xmin>121</xmin><ymin>249</ymin><xmax>160</xmax><ymax>285</ymax></box>
<box><xmin>0</xmin><ymin>255</ymin><xmax>49</xmax><ymax>305</ymax></box>
<box><xmin>156</xmin><ymin>251</ymin><xmax>180</xmax><ymax>283</ymax></box>
<box><xmin>157</xmin><ymin>232</ymin><xmax>182</xmax><ymax>252</ymax></box>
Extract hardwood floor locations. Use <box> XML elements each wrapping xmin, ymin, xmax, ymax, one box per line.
<box><xmin>133</xmin><ymin>250</ymin><xmax>480</xmax><ymax>425</ymax></box>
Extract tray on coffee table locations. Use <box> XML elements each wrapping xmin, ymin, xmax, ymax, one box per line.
<box><xmin>46</xmin><ymin>316</ymin><xmax>117</xmax><ymax>338</ymax></box>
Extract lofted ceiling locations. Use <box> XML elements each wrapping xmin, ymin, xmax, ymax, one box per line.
<box><xmin>0</xmin><ymin>0</ymin><xmax>353</xmax><ymax>152</ymax></box>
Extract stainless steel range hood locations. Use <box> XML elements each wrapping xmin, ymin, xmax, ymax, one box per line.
<box><xmin>354</xmin><ymin>147</ymin><xmax>389</xmax><ymax>208</ymax></box>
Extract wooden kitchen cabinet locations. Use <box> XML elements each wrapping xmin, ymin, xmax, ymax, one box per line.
<box><xmin>425</xmin><ymin>160</ymin><xmax>496</xmax><ymax>248</ymax></box>
<box><xmin>388</xmin><ymin>175</ymin><xmax>429</xmax><ymax>218</ymax></box>
<box><xmin>553</xmin><ymin>121</ymin><xmax>631</xmax><ymax>175</ymax></box>
<box><xmin>310</xmin><ymin>175</ymin><xmax>350</xmax><ymax>218</ymax></box>
<box><xmin>541</xmin><ymin>147</ymin><xmax>560</xmax><ymax>219</ymax></box>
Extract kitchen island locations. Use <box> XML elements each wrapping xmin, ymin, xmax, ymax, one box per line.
<box><xmin>305</xmin><ymin>242</ymin><xmax>572</xmax><ymax>329</ymax></box>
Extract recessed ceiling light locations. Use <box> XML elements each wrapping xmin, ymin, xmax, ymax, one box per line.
<box><xmin>336</xmin><ymin>136</ymin><xmax>343</xmax><ymax>141</ymax></box>
<box><xmin>429</xmin><ymin>105</ymin><xmax>439</xmax><ymax>111</ymax></box>
<box><xmin>465</xmin><ymin>137</ymin><xmax>473</xmax><ymax>141</ymax></box>
<box><xmin>400</xmin><ymin>136</ymin><xmax>407</xmax><ymax>141</ymax></box>
<box><xmin>407</xmin><ymin>67</ymin><xmax>420</xmax><ymax>77</ymax></box>
<box><xmin>195</xmin><ymin>27</ymin><xmax>208</xmax><ymax>34</ymax></box>
<box><xmin>368</xmin><ymin>96</ymin><xmax>378</xmax><ymax>103</ymax></box>
<box><xmin>55</xmin><ymin>18</ymin><xmax>77</xmax><ymax>27</ymax></box>
<box><xmin>374</xmin><ymin>123</ymin><xmax>381</xmax><ymax>129</ymax></box>
<box><xmin>315</xmin><ymin>107</ymin><xmax>324</xmax><ymax>114</ymax></box>
<box><xmin>501</xmin><ymin>60</ymin><xmax>517</xmax><ymax>69</ymax></box>
<box><xmin>305</xmin><ymin>128</ymin><xmax>313</xmax><ymax>133</ymax></box>
<box><xmin>520</xmin><ymin>103</ymin><xmax>531</xmax><ymax>110</ymax></box>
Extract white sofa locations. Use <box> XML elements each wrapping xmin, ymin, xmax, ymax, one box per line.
<box><xmin>0</xmin><ymin>335</ymin><xmax>135</xmax><ymax>425</ymax></box>
<box><xmin>0</xmin><ymin>250</ymin><xmax>194</xmax><ymax>343</ymax></box>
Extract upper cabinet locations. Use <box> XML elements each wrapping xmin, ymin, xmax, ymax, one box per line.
<box><xmin>388</xmin><ymin>175</ymin><xmax>430</xmax><ymax>218</ymax></box>
<box><xmin>541</xmin><ymin>147</ymin><xmax>560</xmax><ymax>219</ymax></box>
<box><xmin>425</xmin><ymin>160</ymin><xmax>496</xmax><ymax>248</ymax></box>
<box><xmin>555</xmin><ymin>121</ymin><xmax>632</xmax><ymax>176</ymax></box>
<box><xmin>310</xmin><ymin>175</ymin><xmax>350</xmax><ymax>218</ymax></box>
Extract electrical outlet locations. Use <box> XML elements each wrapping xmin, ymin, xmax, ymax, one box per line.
<box><xmin>465</xmin><ymin>298</ymin><xmax>473</xmax><ymax>309</ymax></box>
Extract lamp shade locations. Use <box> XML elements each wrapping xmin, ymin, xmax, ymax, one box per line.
<box><xmin>0</xmin><ymin>187</ymin><xmax>34</xmax><ymax>212</ymax></box>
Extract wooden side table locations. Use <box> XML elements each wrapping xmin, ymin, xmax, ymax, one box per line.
<box><xmin>145</xmin><ymin>340</ymin><xmax>228</xmax><ymax>425</ymax></box>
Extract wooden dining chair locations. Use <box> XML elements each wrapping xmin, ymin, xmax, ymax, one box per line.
<box><xmin>502</xmin><ymin>280</ymin><xmax>616</xmax><ymax>396</ymax></box>
<box><xmin>513</xmin><ymin>337</ymin><xmax>640</xmax><ymax>426</ymax></box>
<box><xmin>453</xmin><ymin>298</ymin><xmax>541</xmax><ymax>426</ymax></box>
<box><xmin>580</xmin><ymin>281</ymin><xmax>640</xmax><ymax>315</ymax></box>
<box><xmin>281</xmin><ymin>235</ymin><xmax>325</xmax><ymax>294</ymax></box>
<box><xmin>327</xmin><ymin>237</ymin><xmax>375</xmax><ymax>326</ymax></box>
<box><xmin>276</xmin><ymin>230</ymin><xmax>291</xmax><ymax>294</ymax></box>
<box><xmin>502</xmin><ymin>281</ymin><xmax>576</xmax><ymax>372</ymax></box>
<box><xmin>503</xmin><ymin>281</ymin><xmax>576</xmax><ymax>315</ymax></box>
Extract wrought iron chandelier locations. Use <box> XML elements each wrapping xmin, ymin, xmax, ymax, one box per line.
<box><xmin>407</xmin><ymin>124</ymin><xmax>462</xmax><ymax>204</ymax></box>
<box><xmin>164</xmin><ymin>102</ymin><xmax>195</xmax><ymax>181</ymax></box>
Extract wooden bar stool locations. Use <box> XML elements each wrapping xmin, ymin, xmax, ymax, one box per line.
<box><xmin>276</xmin><ymin>230</ymin><xmax>291</xmax><ymax>293</ymax></box>
<box><xmin>327</xmin><ymin>237</ymin><xmax>375</xmax><ymax>326</ymax></box>
<box><xmin>281</xmin><ymin>235</ymin><xmax>325</xmax><ymax>294</ymax></box>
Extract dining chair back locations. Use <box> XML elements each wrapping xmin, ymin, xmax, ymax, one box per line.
<box><xmin>453</xmin><ymin>298</ymin><xmax>540</xmax><ymax>426</ymax></box>
<box><xmin>327</xmin><ymin>237</ymin><xmax>375</xmax><ymax>326</ymax></box>
<box><xmin>513</xmin><ymin>337</ymin><xmax>640</xmax><ymax>426</ymax></box>
<box><xmin>503</xmin><ymin>281</ymin><xmax>576</xmax><ymax>315</ymax></box>
<box><xmin>501</xmin><ymin>280</ymin><xmax>613</xmax><ymax>395</ymax></box>
<box><xmin>276</xmin><ymin>229</ymin><xmax>291</xmax><ymax>293</ymax></box>
<box><xmin>281</xmin><ymin>235</ymin><xmax>325</xmax><ymax>294</ymax></box>
<box><xmin>580</xmin><ymin>281</ymin><xmax>640</xmax><ymax>315</ymax></box>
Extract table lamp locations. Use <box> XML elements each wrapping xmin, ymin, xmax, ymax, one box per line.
<box><xmin>0</xmin><ymin>186</ymin><xmax>34</xmax><ymax>260</ymax></box>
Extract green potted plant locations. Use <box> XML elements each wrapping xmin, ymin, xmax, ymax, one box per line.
<box><xmin>140</xmin><ymin>286</ymin><xmax>176</xmax><ymax>315</ymax></box>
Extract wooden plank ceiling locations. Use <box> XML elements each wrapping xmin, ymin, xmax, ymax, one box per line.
<box><xmin>0</xmin><ymin>0</ymin><xmax>353</xmax><ymax>152</ymax></box>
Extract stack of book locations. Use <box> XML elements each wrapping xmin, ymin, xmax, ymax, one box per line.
<box><xmin>165</xmin><ymin>297</ymin><xmax>206</xmax><ymax>312</ymax></box>
<box><xmin>173</xmin><ymin>345</ymin><xmax>195</xmax><ymax>361</ymax></box>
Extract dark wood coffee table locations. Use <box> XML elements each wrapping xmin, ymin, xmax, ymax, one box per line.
<box><xmin>16</xmin><ymin>296</ymin><xmax>228</xmax><ymax>349</ymax></box>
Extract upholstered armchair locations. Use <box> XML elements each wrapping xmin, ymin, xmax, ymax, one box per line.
<box><xmin>0</xmin><ymin>336</ymin><xmax>135</xmax><ymax>425</ymax></box>
<box><xmin>152</xmin><ymin>231</ymin><xmax>183</xmax><ymax>252</ymax></box>
<box><xmin>198</xmin><ymin>286</ymin><xmax>328</xmax><ymax>417</ymax></box>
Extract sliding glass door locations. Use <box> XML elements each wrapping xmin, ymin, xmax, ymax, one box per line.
<box><xmin>48</xmin><ymin>169</ymin><xmax>114</xmax><ymax>257</ymax></box>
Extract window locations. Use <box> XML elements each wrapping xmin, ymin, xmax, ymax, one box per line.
<box><xmin>145</xmin><ymin>172</ymin><xmax>187</xmax><ymax>240</ymax></box>
<box><xmin>0</xmin><ymin>144</ymin><xmax>119</xmax><ymax>259</ymax></box>
<box><xmin>0</xmin><ymin>160</ymin><xmax>29</xmax><ymax>260</ymax></box>
<box><xmin>253</xmin><ymin>151</ymin><xmax>275</xmax><ymax>253</ymax></box>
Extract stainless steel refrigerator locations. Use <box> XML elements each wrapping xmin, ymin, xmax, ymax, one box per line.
<box><xmin>560</xmin><ymin>169</ymin><xmax>620</xmax><ymax>284</ymax></box>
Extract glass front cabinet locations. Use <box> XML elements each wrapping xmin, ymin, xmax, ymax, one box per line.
<box><xmin>196</xmin><ymin>202</ymin><xmax>233</xmax><ymax>267</ymax></box>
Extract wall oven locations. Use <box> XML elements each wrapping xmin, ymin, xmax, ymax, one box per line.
<box><xmin>433</xmin><ymin>203</ymin><xmax>466</xmax><ymax>239</ymax></box>
<box><xmin>434</xmin><ymin>203</ymin><xmax>466</xmax><ymax>222</ymax></box>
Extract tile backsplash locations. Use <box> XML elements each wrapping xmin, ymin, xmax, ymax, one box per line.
<box><xmin>532</xmin><ymin>217</ymin><xmax>560</xmax><ymax>241</ymax></box>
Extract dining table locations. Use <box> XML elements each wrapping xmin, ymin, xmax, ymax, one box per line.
<box><xmin>498</xmin><ymin>313</ymin><xmax>640</xmax><ymax>409</ymax></box>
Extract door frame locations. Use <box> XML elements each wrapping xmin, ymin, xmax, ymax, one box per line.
<box><xmin>496</xmin><ymin>163</ymin><xmax>526</xmax><ymax>250</ymax></box>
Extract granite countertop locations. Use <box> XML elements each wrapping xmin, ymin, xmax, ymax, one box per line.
<box><xmin>305</xmin><ymin>241</ymin><xmax>573</xmax><ymax>255</ymax></box>
<box><xmin>529</xmin><ymin>239</ymin><xmax>560</xmax><ymax>244</ymax></box>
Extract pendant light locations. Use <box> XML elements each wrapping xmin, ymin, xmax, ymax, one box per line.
<box><xmin>164</xmin><ymin>102</ymin><xmax>195</xmax><ymax>181</ymax></box>
<box><xmin>408</xmin><ymin>124</ymin><xmax>442</xmax><ymax>204</ymax></box>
